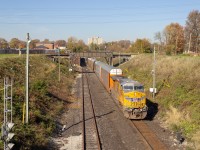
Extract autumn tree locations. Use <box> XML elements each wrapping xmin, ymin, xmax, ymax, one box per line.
<box><xmin>30</xmin><ymin>39</ymin><xmax>40</xmax><ymax>49</ymax></box>
<box><xmin>129</xmin><ymin>38</ymin><xmax>152</xmax><ymax>53</ymax></box>
<box><xmin>43</xmin><ymin>39</ymin><xmax>50</xmax><ymax>43</ymax></box>
<box><xmin>185</xmin><ymin>10</ymin><xmax>200</xmax><ymax>53</ymax></box>
<box><xmin>77</xmin><ymin>40</ymin><xmax>88</xmax><ymax>51</ymax></box>
<box><xmin>0</xmin><ymin>38</ymin><xmax>9</xmax><ymax>49</ymax></box>
<box><xmin>18</xmin><ymin>41</ymin><xmax>26</xmax><ymax>49</ymax></box>
<box><xmin>102</xmin><ymin>40</ymin><xmax>131</xmax><ymax>52</ymax></box>
<box><xmin>67</xmin><ymin>37</ymin><xmax>88</xmax><ymax>52</ymax></box>
<box><xmin>55</xmin><ymin>40</ymin><xmax>67</xmax><ymax>48</ymax></box>
<box><xmin>163</xmin><ymin>23</ymin><xmax>184</xmax><ymax>55</ymax></box>
<box><xmin>9</xmin><ymin>38</ymin><xmax>27</xmax><ymax>49</ymax></box>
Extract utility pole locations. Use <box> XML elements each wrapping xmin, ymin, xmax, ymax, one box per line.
<box><xmin>152</xmin><ymin>46</ymin><xmax>156</xmax><ymax>100</ymax></box>
<box><xmin>58</xmin><ymin>49</ymin><xmax>61</xmax><ymax>82</ymax></box>
<box><xmin>188</xmin><ymin>33</ymin><xmax>192</xmax><ymax>53</ymax></box>
<box><xmin>119</xmin><ymin>52</ymin><xmax>120</xmax><ymax>66</ymax></box>
<box><xmin>196</xmin><ymin>37</ymin><xmax>199</xmax><ymax>53</ymax></box>
<box><xmin>26</xmin><ymin>33</ymin><xmax>31</xmax><ymax>124</ymax></box>
<box><xmin>175</xmin><ymin>35</ymin><xmax>178</xmax><ymax>55</ymax></box>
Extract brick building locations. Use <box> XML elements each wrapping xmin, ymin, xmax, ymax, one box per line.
<box><xmin>35</xmin><ymin>42</ymin><xmax>54</xmax><ymax>49</ymax></box>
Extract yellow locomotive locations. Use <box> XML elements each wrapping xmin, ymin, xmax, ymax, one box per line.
<box><xmin>111</xmin><ymin>76</ymin><xmax>147</xmax><ymax>119</ymax></box>
<box><xmin>87</xmin><ymin>58</ymin><xmax>147</xmax><ymax>119</ymax></box>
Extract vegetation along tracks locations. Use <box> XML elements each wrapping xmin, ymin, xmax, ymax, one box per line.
<box><xmin>82</xmin><ymin>67</ymin><xmax>101</xmax><ymax>150</ymax></box>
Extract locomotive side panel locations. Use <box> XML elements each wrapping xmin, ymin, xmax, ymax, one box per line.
<box><xmin>91</xmin><ymin>60</ymin><xmax>148</xmax><ymax>119</ymax></box>
<box><xmin>95</xmin><ymin>62</ymin><xmax>101</xmax><ymax>79</ymax></box>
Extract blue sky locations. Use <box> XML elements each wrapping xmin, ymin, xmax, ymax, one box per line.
<box><xmin>0</xmin><ymin>0</ymin><xmax>199</xmax><ymax>43</ymax></box>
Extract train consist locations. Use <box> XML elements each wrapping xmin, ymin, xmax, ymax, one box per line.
<box><xmin>87</xmin><ymin>58</ymin><xmax>148</xmax><ymax>119</ymax></box>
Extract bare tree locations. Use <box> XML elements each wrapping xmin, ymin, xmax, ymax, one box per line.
<box><xmin>185</xmin><ymin>10</ymin><xmax>200</xmax><ymax>53</ymax></box>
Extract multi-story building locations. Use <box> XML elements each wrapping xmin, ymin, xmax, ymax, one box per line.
<box><xmin>88</xmin><ymin>37</ymin><xmax>103</xmax><ymax>45</ymax></box>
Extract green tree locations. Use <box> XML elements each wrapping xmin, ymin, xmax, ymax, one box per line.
<box><xmin>67</xmin><ymin>36</ymin><xmax>77</xmax><ymax>51</ymax></box>
<box><xmin>89</xmin><ymin>43</ymin><xmax>99</xmax><ymax>51</ymax></box>
<box><xmin>129</xmin><ymin>38</ymin><xmax>152</xmax><ymax>53</ymax></box>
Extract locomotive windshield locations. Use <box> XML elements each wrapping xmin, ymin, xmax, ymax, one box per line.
<box><xmin>134</xmin><ymin>86</ymin><xmax>144</xmax><ymax>91</ymax></box>
<box><xmin>123</xmin><ymin>85</ymin><xmax>134</xmax><ymax>90</ymax></box>
<box><xmin>123</xmin><ymin>84</ymin><xmax>144</xmax><ymax>92</ymax></box>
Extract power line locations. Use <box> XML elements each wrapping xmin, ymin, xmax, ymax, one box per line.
<box><xmin>0</xmin><ymin>10</ymin><xmax>189</xmax><ymax>18</ymax></box>
<box><xmin>0</xmin><ymin>17</ymin><xmax>185</xmax><ymax>25</ymax></box>
<box><xmin>0</xmin><ymin>3</ymin><xmax>199</xmax><ymax>11</ymax></box>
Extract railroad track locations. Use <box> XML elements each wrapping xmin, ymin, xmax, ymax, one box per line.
<box><xmin>110</xmin><ymin>84</ymin><xmax>168</xmax><ymax>149</ymax></box>
<box><xmin>82</xmin><ymin>68</ymin><xmax>101</xmax><ymax>150</ymax></box>
<box><xmin>132</xmin><ymin>120</ymin><xmax>168</xmax><ymax>150</ymax></box>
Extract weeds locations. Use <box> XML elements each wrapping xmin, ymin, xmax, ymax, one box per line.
<box><xmin>0</xmin><ymin>55</ymin><xmax>75</xmax><ymax>149</ymax></box>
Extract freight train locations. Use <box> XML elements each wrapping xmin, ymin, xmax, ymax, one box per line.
<box><xmin>87</xmin><ymin>58</ymin><xmax>148</xmax><ymax>119</ymax></box>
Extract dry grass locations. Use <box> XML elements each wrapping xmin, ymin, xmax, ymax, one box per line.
<box><xmin>192</xmin><ymin>130</ymin><xmax>200</xmax><ymax>150</ymax></box>
<box><xmin>165</xmin><ymin>105</ymin><xmax>183</xmax><ymax>126</ymax></box>
<box><xmin>120</xmin><ymin>54</ymin><xmax>200</xmax><ymax>147</ymax></box>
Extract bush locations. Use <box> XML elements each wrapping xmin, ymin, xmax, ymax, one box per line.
<box><xmin>0</xmin><ymin>55</ymin><xmax>76</xmax><ymax>149</ymax></box>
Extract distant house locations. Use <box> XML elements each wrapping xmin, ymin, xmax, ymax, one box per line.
<box><xmin>57</xmin><ymin>46</ymin><xmax>66</xmax><ymax>50</ymax></box>
<box><xmin>35</xmin><ymin>45</ymin><xmax>49</xmax><ymax>50</ymax></box>
<box><xmin>35</xmin><ymin>42</ymin><xmax>54</xmax><ymax>50</ymax></box>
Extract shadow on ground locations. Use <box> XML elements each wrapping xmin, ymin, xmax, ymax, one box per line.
<box><xmin>145</xmin><ymin>99</ymin><xmax>158</xmax><ymax>120</ymax></box>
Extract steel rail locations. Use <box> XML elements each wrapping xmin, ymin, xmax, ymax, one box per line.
<box><xmin>85</xmin><ymin>72</ymin><xmax>102</xmax><ymax>150</ymax></box>
<box><xmin>82</xmin><ymin>68</ymin><xmax>101</xmax><ymax>150</ymax></box>
<box><xmin>82</xmin><ymin>68</ymin><xmax>86</xmax><ymax>150</ymax></box>
<box><xmin>132</xmin><ymin>120</ymin><xmax>168</xmax><ymax>150</ymax></box>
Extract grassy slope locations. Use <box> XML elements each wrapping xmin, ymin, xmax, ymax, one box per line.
<box><xmin>0</xmin><ymin>54</ymin><xmax>19</xmax><ymax>58</ymax></box>
<box><xmin>0</xmin><ymin>55</ymin><xmax>75</xmax><ymax>149</ymax></box>
<box><xmin>120</xmin><ymin>54</ymin><xmax>200</xmax><ymax>148</ymax></box>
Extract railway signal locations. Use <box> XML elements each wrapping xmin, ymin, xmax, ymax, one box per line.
<box><xmin>1</xmin><ymin>123</ymin><xmax>15</xmax><ymax>150</ymax></box>
<box><xmin>1</xmin><ymin>77</ymin><xmax>15</xmax><ymax>150</ymax></box>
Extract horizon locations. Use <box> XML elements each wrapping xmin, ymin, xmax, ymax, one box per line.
<box><xmin>0</xmin><ymin>0</ymin><xmax>200</xmax><ymax>43</ymax></box>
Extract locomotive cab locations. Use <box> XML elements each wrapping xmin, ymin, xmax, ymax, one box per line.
<box><xmin>121</xmin><ymin>80</ymin><xmax>148</xmax><ymax>119</ymax></box>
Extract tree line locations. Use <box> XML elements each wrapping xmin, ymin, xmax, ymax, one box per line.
<box><xmin>0</xmin><ymin>37</ymin><xmax>88</xmax><ymax>52</ymax></box>
<box><xmin>0</xmin><ymin>10</ymin><xmax>199</xmax><ymax>55</ymax></box>
<box><xmin>155</xmin><ymin>10</ymin><xmax>200</xmax><ymax>55</ymax></box>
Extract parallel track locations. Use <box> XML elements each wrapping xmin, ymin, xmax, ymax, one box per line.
<box><xmin>132</xmin><ymin>120</ymin><xmax>168</xmax><ymax>150</ymax></box>
<box><xmin>82</xmin><ymin>68</ymin><xmax>101</xmax><ymax>150</ymax></box>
